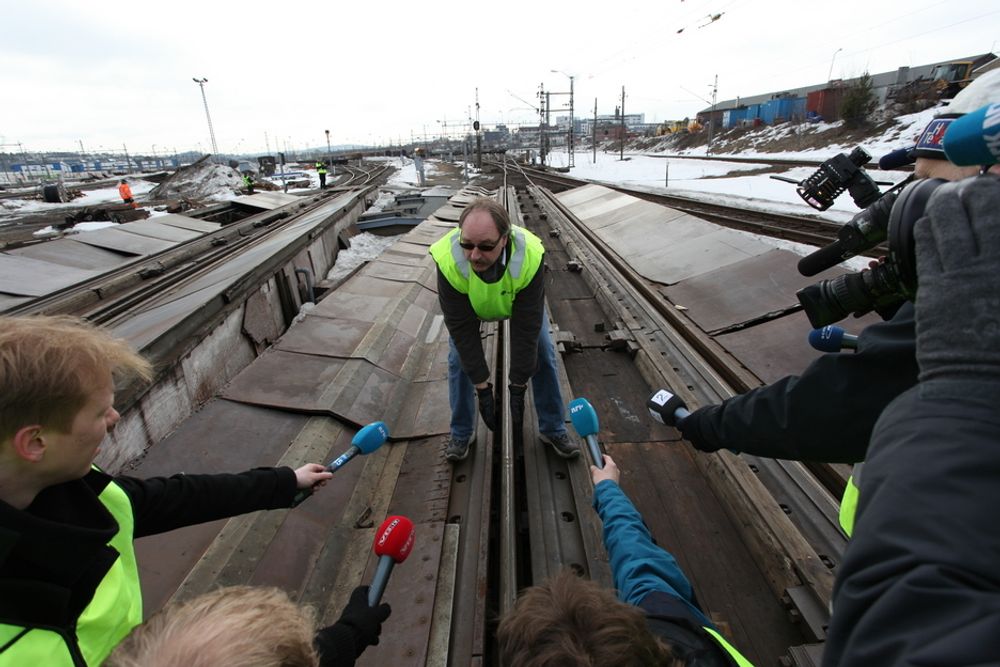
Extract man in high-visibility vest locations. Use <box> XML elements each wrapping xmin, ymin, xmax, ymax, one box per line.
<box><xmin>118</xmin><ymin>179</ymin><xmax>135</xmax><ymax>208</ymax></box>
<box><xmin>0</xmin><ymin>315</ymin><xmax>335</xmax><ymax>666</ymax></box>
<box><xmin>429</xmin><ymin>197</ymin><xmax>578</xmax><ymax>462</ymax></box>
<box><xmin>316</xmin><ymin>160</ymin><xmax>328</xmax><ymax>189</ymax></box>
<box><xmin>498</xmin><ymin>454</ymin><xmax>754</xmax><ymax>666</ymax></box>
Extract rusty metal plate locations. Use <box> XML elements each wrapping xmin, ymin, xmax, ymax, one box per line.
<box><xmin>663</xmin><ymin>249</ymin><xmax>814</xmax><ymax>332</ymax></box>
<box><xmin>362</xmin><ymin>260</ymin><xmax>433</xmax><ymax>283</ymax></box>
<box><xmin>311</xmin><ymin>290</ymin><xmax>393</xmax><ymax>323</ymax></box>
<box><xmin>238</xmin><ymin>192</ymin><xmax>302</xmax><ymax>209</ymax></box>
<box><xmin>72</xmin><ymin>226</ymin><xmax>175</xmax><ymax>255</ymax></box>
<box><xmin>154</xmin><ymin>214</ymin><xmax>222</xmax><ymax>233</ymax></box>
<box><xmin>716</xmin><ymin>308</ymin><xmax>884</xmax><ymax>384</ymax></box>
<box><xmin>0</xmin><ymin>252</ymin><xmax>99</xmax><ymax>296</ymax></box>
<box><xmin>131</xmin><ymin>400</ymin><xmax>309</xmax><ymax>614</ymax></box>
<box><xmin>356</xmin><ymin>522</ymin><xmax>444</xmax><ymax>667</ymax></box>
<box><xmin>430</xmin><ymin>204</ymin><xmax>464</xmax><ymax>223</ymax></box>
<box><xmin>403</xmin><ymin>221</ymin><xmax>453</xmax><ymax>247</ymax></box>
<box><xmin>381</xmin><ymin>247</ymin><xmax>429</xmax><ymax>266</ymax></box>
<box><xmin>221</xmin><ymin>349</ymin><xmax>352</xmax><ymax>414</ymax></box>
<box><xmin>391</xmin><ymin>378</ymin><xmax>451</xmax><ymax>438</ymax></box>
<box><xmin>0</xmin><ymin>294</ymin><xmax>31</xmax><ymax>311</ymax></box>
<box><xmin>118</xmin><ymin>220</ymin><xmax>202</xmax><ymax>242</ymax></box>
<box><xmin>275</xmin><ymin>316</ymin><xmax>375</xmax><ymax>358</ymax></box>
<box><xmin>4</xmin><ymin>238</ymin><xmax>131</xmax><ymax>270</ymax></box>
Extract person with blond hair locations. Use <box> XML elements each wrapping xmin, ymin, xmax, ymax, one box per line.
<box><xmin>0</xmin><ymin>315</ymin><xmax>335</xmax><ymax>666</ymax></box>
<box><xmin>498</xmin><ymin>455</ymin><xmax>752</xmax><ymax>666</ymax></box>
<box><xmin>106</xmin><ymin>584</ymin><xmax>390</xmax><ymax>667</ymax></box>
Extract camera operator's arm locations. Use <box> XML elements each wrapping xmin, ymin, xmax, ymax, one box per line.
<box><xmin>677</xmin><ymin>306</ymin><xmax>918</xmax><ymax>464</ymax></box>
<box><xmin>825</xmin><ymin>175</ymin><xmax>1000</xmax><ymax>667</ymax></box>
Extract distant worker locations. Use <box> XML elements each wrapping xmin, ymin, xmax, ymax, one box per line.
<box><xmin>429</xmin><ymin>197</ymin><xmax>578</xmax><ymax>462</ymax></box>
<box><xmin>0</xmin><ymin>314</ymin><xmax>335</xmax><ymax>666</ymax></box>
<box><xmin>498</xmin><ymin>454</ymin><xmax>752</xmax><ymax>666</ymax></box>
<box><xmin>413</xmin><ymin>148</ymin><xmax>426</xmax><ymax>187</ymax></box>
<box><xmin>106</xmin><ymin>584</ymin><xmax>391</xmax><ymax>667</ymax></box>
<box><xmin>316</xmin><ymin>160</ymin><xmax>328</xmax><ymax>189</ymax></box>
<box><xmin>242</xmin><ymin>172</ymin><xmax>255</xmax><ymax>195</ymax></box>
<box><xmin>118</xmin><ymin>179</ymin><xmax>136</xmax><ymax>208</ymax></box>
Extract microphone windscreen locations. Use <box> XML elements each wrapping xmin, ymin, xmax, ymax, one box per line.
<box><xmin>808</xmin><ymin>326</ymin><xmax>845</xmax><ymax>352</ymax></box>
<box><xmin>568</xmin><ymin>398</ymin><xmax>599</xmax><ymax>437</ymax></box>
<box><xmin>943</xmin><ymin>103</ymin><xmax>1000</xmax><ymax>166</ymax></box>
<box><xmin>373</xmin><ymin>516</ymin><xmax>415</xmax><ymax>562</ymax></box>
<box><xmin>798</xmin><ymin>240</ymin><xmax>849</xmax><ymax>277</ymax></box>
<box><xmin>877</xmin><ymin>146</ymin><xmax>916</xmax><ymax>170</ymax></box>
<box><xmin>353</xmin><ymin>421</ymin><xmax>389</xmax><ymax>454</ymax></box>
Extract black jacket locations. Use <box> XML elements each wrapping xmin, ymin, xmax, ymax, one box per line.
<box><xmin>679</xmin><ymin>303</ymin><xmax>918</xmax><ymax>463</ymax></box>
<box><xmin>823</xmin><ymin>382</ymin><xmax>1000</xmax><ymax>666</ymax></box>
<box><xmin>0</xmin><ymin>467</ymin><xmax>296</xmax><ymax>660</ymax></box>
<box><xmin>436</xmin><ymin>249</ymin><xmax>545</xmax><ymax>387</ymax></box>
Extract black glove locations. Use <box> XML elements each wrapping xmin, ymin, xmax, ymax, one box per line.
<box><xmin>508</xmin><ymin>383</ymin><xmax>527</xmax><ymax>431</ymax></box>
<box><xmin>477</xmin><ymin>383</ymin><xmax>497</xmax><ymax>430</ymax></box>
<box><xmin>914</xmin><ymin>175</ymin><xmax>1000</xmax><ymax>391</ymax></box>
<box><xmin>319</xmin><ymin>585</ymin><xmax>391</xmax><ymax>660</ymax></box>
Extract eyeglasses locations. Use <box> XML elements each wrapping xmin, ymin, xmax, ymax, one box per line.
<box><xmin>458</xmin><ymin>238</ymin><xmax>502</xmax><ymax>252</ymax></box>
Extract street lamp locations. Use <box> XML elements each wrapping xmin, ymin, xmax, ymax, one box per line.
<box><xmin>550</xmin><ymin>69</ymin><xmax>575</xmax><ymax>167</ymax></box>
<box><xmin>325</xmin><ymin>129</ymin><xmax>334</xmax><ymax>175</ymax></box>
<box><xmin>192</xmin><ymin>77</ymin><xmax>219</xmax><ymax>156</ymax></box>
<box><xmin>827</xmin><ymin>48</ymin><xmax>843</xmax><ymax>82</ymax></box>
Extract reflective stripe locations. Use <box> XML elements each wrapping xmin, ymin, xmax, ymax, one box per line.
<box><xmin>0</xmin><ymin>477</ymin><xmax>143</xmax><ymax>666</ymax></box>
<box><xmin>703</xmin><ymin>627</ymin><xmax>756</xmax><ymax>666</ymax></box>
<box><xmin>839</xmin><ymin>462</ymin><xmax>864</xmax><ymax>537</ymax></box>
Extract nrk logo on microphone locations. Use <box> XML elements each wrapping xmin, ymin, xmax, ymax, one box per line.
<box><xmin>649</xmin><ymin>389</ymin><xmax>676</xmax><ymax>407</ymax></box>
<box><xmin>375</xmin><ymin>515</ymin><xmax>415</xmax><ymax>559</ymax></box>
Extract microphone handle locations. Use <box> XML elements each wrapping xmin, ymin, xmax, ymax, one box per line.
<box><xmin>675</xmin><ymin>407</ymin><xmax>691</xmax><ymax>423</ymax></box>
<box><xmin>368</xmin><ymin>556</ymin><xmax>395</xmax><ymax>606</ymax></box>
<box><xmin>797</xmin><ymin>239</ymin><xmax>848</xmax><ymax>277</ymax></box>
<box><xmin>584</xmin><ymin>434</ymin><xmax>603</xmax><ymax>469</ymax></box>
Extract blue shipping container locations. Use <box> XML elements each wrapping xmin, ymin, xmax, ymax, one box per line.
<box><xmin>70</xmin><ymin>164</ymin><xmax>85</xmax><ymax>173</ymax></box>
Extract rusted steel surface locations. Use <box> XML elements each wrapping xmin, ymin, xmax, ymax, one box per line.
<box><xmin>4</xmin><ymin>238</ymin><xmax>132</xmax><ymax>270</ymax></box>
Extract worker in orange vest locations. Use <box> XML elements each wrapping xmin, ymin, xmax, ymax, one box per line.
<box><xmin>118</xmin><ymin>179</ymin><xmax>136</xmax><ymax>208</ymax></box>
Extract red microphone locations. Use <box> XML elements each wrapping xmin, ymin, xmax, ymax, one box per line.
<box><xmin>367</xmin><ymin>515</ymin><xmax>415</xmax><ymax>606</ymax></box>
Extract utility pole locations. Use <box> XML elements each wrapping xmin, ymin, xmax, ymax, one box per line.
<box><xmin>538</xmin><ymin>83</ymin><xmax>546</xmax><ymax>167</ymax></box>
<box><xmin>192</xmin><ymin>77</ymin><xmax>219</xmax><ymax>156</ymax></box>
<box><xmin>707</xmin><ymin>75</ymin><xmax>718</xmax><ymax>155</ymax></box>
<box><xmin>475</xmin><ymin>88</ymin><xmax>482</xmax><ymax>170</ymax></box>
<box><xmin>325</xmin><ymin>129</ymin><xmax>333</xmax><ymax>177</ymax></box>
<box><xmin>568</xmin><ymin>75</ymin><xmax>575</xmax><ymax>167</ymax></box>
<box><xmin>620</xmin><ymin>86</ymin><xmax>625</xmax><ymax>161</ymax></box>
<box><xmin>593</xmin><ymin>98</ymin><xmax>597</xmax><ymax>164</ymax></box>
<box><xmin>123</xmin><ymin>144</ymin><xmax>132</xmax><ymax>174</ymax></box>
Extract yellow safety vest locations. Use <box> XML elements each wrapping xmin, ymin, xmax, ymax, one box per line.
<box><xmin>703</xmin><ymin>627</ymin><xmax>756</xmax><ymax>666</ymax></box>
<box><xmin>839</xmin><ymin>463</ymin><xmax>863</xmax><ymax>537</ymax></box>
<box><xmin>0</xmin><ymin>478</ymin><xmax>143</xmax><ymax>666</ymax></box>
<box><xmin>429</xmin><ymin>224</ymin><xmax>544</xmax><ymax>321</ymax></box>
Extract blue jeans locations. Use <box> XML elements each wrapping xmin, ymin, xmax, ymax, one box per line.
<box><xmin>448</xmin><ymin>316</ymin><xmax>567</xmax><ymax>440</ymax></box>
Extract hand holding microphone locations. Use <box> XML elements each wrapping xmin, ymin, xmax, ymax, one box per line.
<box><xmin>368</xmin><ymin>515</ymin><xmax>415</xmax><ymax>606</ymax></box>
<box><xmin>324</xmin><ymin>584</ymin><xmax>392</xmax><ymax>657</ymax></box>
<box><xmin>292</xmin><ymin>421</ymin><xmax>389</xmax><ymax>506</ymax></box>
<box><xmin>568</xmin><ymin>397</ymin><xmax>604</xmax><ymax>468</ymax></box>
<box><xmin>647</xmin><ymin>388</ymin><xmax>690</xmax><ymax>428</ymax></box>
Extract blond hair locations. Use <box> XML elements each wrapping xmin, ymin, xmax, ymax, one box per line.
<box><xmin>498</xmin><ymin>570</ymin><xmax>680</xmax><ymax>667</ymax></box>
<box><xmin>107</xmin><ymin>586</ymin><xmax>319</xmax><ymax>667</ymax></box>
<box><xmin>0</xmin><ymin>315</ymin><xmax>151</xmax><ymax>442</ymax></box>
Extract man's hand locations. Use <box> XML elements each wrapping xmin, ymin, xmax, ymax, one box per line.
<box><xmin>476</xmin><ymin>383</ymin><xmax>497</xmax><ymax>431</ymax></box>
<box><xmin>294</xmin><ymin>463</ymin><xmax>334</xmax><ymax>491</ymax></box>
<box><xmin>320</xmin><ymin>585</ymin><xmax>391</xmax><ymax>658</ymax></box>
<box><xmin>914</xmin><ymin>175</ymin><xmax>1000</xmax><ymax>387</ymax></box>
<box><xmin>591</xmin><ymin>454</ymin><xmax>621</xmax><ymax>486</ymax></box>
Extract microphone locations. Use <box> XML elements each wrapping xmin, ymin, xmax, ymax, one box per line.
<box><xmin>292</xmin><ymin>421</ymin><xmax>389</xmax><ymax>505</ymax></box>
<box><xmin>877</xmin><ymin>146</ymin><xmax>916</xmax><ymax>170</ymax></box>
<box><xmin>943</xmin><ymin>103</ymin><xmax>1000</xmax><ymax>166</ymax></box>
<box><xmin>646</xmin><ymin>389</ymin><xmax>690</xmax><ymax>428</ymax></box>
<box><xmin>568</xmin><ymin>397</ymin><xmax>604</xmax><ymax>468</ymax></box>
<box><xmin>368</xmin><ymin>515</ymin><xmax>415</xmax><ymax>606</ymax></box>
<box><xmin>808</xmin><ymin>325</ymin><xmax>859</xmax><ymax>352</ymax></box>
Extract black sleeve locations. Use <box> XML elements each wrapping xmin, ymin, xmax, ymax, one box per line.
<box><xmin>116</xmin><ymin>466</ymin><xmax>297</xmax><ymax>537</ymax></box>
<box><xmin>437</xmin><ymin>267</ymin><xmax>490</xmax><ymax>385</ymax></box>
<box><xmin>822</xmin><ymin>382</ymin><xmax>1000</xmax><ymax>667</ymax></box>
<box><xmin>679</xmin><ymin>303</ymin><xmax>918</xmax><ymax>463</ymax></box>
<box><xmin>315</xmin><ymin>623</ymin><xmax>360</xmax><ymax>667</ymax></box>
<box><xmin>508</xmin><ymin>267</ymin><xmax>545</xmax><ymax>386</ymax></box>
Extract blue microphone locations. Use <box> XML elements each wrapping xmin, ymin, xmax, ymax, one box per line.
<box><xmin>808</xmin><ymin>325</ymin><xmax>859</xmax><ymax>352</ymax></box>
<box><xmin>292</xmin><ymin>421</ymin><xmax>389</xmax><ymax>505</ymax></box>
<box><xmin>569</xmin><ymin>397</ymin><xmax>604</xmax><ymax>469</ymax></box>
<box><xmin>943</xmin><ymin>103</ymin><xmax>1000</xmax><ymax>166</ymax></box>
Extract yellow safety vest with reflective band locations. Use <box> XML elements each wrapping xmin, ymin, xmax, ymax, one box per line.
<box><xmin>839</xmin><ymin>462</ymin><xmax>863</xmax><ymax>537</ymax></box>
<box><xmin>0</xmin><ymin>477</ymin><xmax>143</xmax><ymax>666</ymax></box>
<box><xmin>703</xmin><ymin>627</ymin><xmax>756</xmax><ymax>666</ymax></box>
<box><xmin>429</xmin><ymin>224</ymin><xmax>544</xmax><ymax>321</ymax></box>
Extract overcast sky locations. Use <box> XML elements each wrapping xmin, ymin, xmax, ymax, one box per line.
<box><xmin>2</xmin><ymin>0</ymin><xmax>997</xmax><ymax>157</ymax></box>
